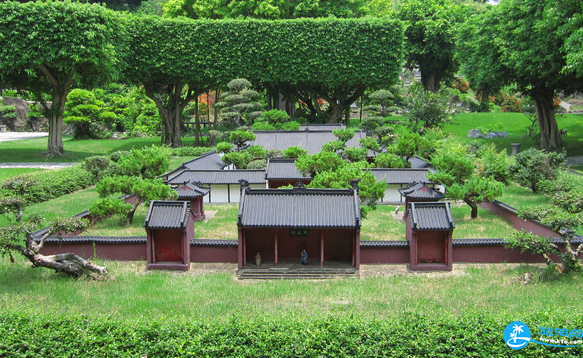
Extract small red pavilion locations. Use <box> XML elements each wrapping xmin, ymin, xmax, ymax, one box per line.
<box><xmin>174</xmin><ymin>181</ymin><xmax>210</xmax><ymax>221</ymax></box>
<box><xmin>144</xmin><ymin>200</ymin><xmax>194</xmax><ymax>271</ymax></box>
<box><xmin>406</xmin><ymin>201</ymin><xmax>455</xmax><ymax>271</ymax></box>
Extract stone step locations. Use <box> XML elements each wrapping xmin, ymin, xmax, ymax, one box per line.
<box><xmin>237</xmin><ymin>268</ymin><xmax>359</xmax><ymax>280</ymax></box>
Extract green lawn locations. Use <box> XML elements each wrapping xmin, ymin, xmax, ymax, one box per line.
<box><xmin>444</xmin><ymin>112</ymin><xmax>583</xmax><ymax>156</ymax></box>
<box><xmin>0</xmin><ymin>187</ymin><xmax>100</xmax><ymax>229</ymax></box>
<box><xmin>0</xmin><ymin>257</ymin><xmax>580</xmax><ymax>323</ymax></box>
<box><xmin>0</xmin><ymin>168</ymin><xmax>46</xmax><ymax>181</ymax></box>
<box><xmin>0</xmin><ymin>135</ymin><xmax>200</xmax><ymax>163</ymax></box>
<box><xmin>85</xmin><ymin>201</ymin><xmax>516</xmax><ymax>240</ymax></box>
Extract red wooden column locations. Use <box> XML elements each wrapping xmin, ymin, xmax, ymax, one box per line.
<box><xmin>274</xmin><ymin>229</ymin><xmax>278</xmax><ymax>267</ymax></box>
<box><xmin>320</xmin><ymin>230</ymin><xmax>324</xmax><ymax>267</ymax></box>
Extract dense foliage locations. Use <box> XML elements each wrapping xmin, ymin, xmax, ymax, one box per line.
<box><xmin>0</xmin><ymin>1</ymin><xmax>122</xmax><ymax>156</ymax></box>
<box><xmin>509</xmin><ymin>148</ymin><xmax>564</xmax><ymax>193</ymax></box>
<box><xmin>1</xmin><ymin>312</ymin><xmax>583</xmax><ymax>357</ymax></box>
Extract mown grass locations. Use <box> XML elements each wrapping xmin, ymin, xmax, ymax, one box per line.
<box><xmin>444</xmin><ymin>112</ymin><xmax>583</xmax><ymax>156</ymax></box>
<box><xmin>0</xmin><ymin>168</ymin><xmax>46</xmax><ymax>181</ymax></box>
<box><xmin>0</xmin><ymin>257</ymin><xmax>581</xmax><ymax>323</ymax></box>
<box><xmin>498</xmin><ymin>182</ymin><xmax>553</xmax><ymax>209</ymax></box>
<box><xmin>0</xmin><ymin>187</ymin><xmax>99</xmax><ymax>229</ymax></box>
<box><xmin>84</xmin><ymin>202</ymin><xmax>516</xmax><ymax>240</ymax></box>
<box><xmin>0</xmin><ymin>135</ymin><xmax>200</xmax><ymax>163</ymax></box>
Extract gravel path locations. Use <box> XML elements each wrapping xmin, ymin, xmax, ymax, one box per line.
<box><xmin>0</xmin><ymin>131</ymin><xmax>48</xmax><ymax>142</ymax></box>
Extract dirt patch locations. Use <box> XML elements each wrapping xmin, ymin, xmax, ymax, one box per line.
<box><xmin>203</xmin><ymin>210</ymin><xmax>218</xmax><ymax>221</ymax></box>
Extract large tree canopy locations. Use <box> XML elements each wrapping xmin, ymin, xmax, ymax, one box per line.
<box><xmin>163</xmin><ymin>0</ymin><xmax>366</xmax><ymax>20</ymax></box>
<box><xmin>458</xmin><ymin>0</ymin><xmax>583</xmax><ymax>151</ymax></box>
<box><xmin>397</xmin><ymin>0</ymin><xmax>468</xmax><ymax>92</ymax></box>
<box><xmin>0</xmin><ymin>0</ymin><xmax>122</xmax><ymax>156</ymax></box>
<box><xmin>124</xmin><ymin>16</ymin><xmax>404</xmax><ymax>144</ymax></box>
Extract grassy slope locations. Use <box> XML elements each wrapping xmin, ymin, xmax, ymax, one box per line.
<box><xmin>444</xmin><ymin>112</ymin><xmax>583</xmax><ymax>156</ymax></box>
<box><xmin>0</xmin><ymin>168</ymin><xmax>46</xmax><ymax>180</ymax></box>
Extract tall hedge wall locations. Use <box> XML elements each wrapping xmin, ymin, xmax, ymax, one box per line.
<box><xmin>124</xmin><ymin>16</ymin><xmax>404</xmax><ymax>90</ymax></box>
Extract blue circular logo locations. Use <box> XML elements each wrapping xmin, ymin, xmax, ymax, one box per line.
<box><xmin>504</xmin><ymin>321</ymin><xmax>531</xmax><ymax>350</ymax></box>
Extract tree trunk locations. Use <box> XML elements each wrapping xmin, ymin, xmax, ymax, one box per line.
<box><xmin>214</xmin><ymin>89</ymin><xmax>220</xmax><ymax>128</ymax></box>
<box><xmin>25</xmin><ymin>251</ymin><xmax>107</xmax><ymax>278</ymax></box>
<box><xmin>532</xmin><ymin>90</ymin><xmax>562</xmax><ymax>151</ymax></box>
<box><xmin>327</xmin><ymin>102</ymin><xmax>344</xmax><ymax>123</ymax></box>
<box><xmin>194</xmin><ymin>94</ymin><xmax>201</xmax><ymax>146</ymax></box>
<box><xmin>146</xmin><ymin>83</ymin><xmax>198</xmax><ymax>148</ymax></box>
<box><xmin>464</xmin><ymin>197</ymin><xmax>479</xmax><ymax>219</ymax></box>
<box><xmin>421</xmin><ymin>71</ymin><xmax>440</xmax><ymax>93</ymax></box>
<box><xmin>37</xmin><ymin>66</ymin><xmax>72</xmax><ymax>157</ymax></box>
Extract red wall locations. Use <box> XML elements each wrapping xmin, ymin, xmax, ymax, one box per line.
<box><xmin>480</xmin><ymin>201</ymin><xmax>559</xmax><ymax>237</ymax></box>
<box><xmin>192</xmin><ymin>245</ymin><xmax>238</xmax><ymax>263</ymax></box>
<box><xmin>360</xmin><ymin>245</ymin><xmax>409</xmax><ymax>264</ymax></box>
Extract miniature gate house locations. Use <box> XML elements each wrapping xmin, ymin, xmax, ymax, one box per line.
<box><xmin>399</xmin><ymin>182</ymin><xmax>444</xmax><ymax>212</ymax></box>
<box><xmin>144</xmin><ymin>201</ymin><xmax>195</xmax><ymax>271</ymax></box>
<box><xmin>174</xmin><ymin>181</ymin><xmax>210</xmax><ymax>221</ymax></box>
<box><xmin>407</xmin><ymin>202</ymin><xmax>455</xmax><ymax>271</ymax></box>
<box><xmin>237</xmin><ymin>182</ymin><xmax>361</xmax><ymax>269</ymax></box>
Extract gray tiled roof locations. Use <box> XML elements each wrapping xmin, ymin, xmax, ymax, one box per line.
<box><xmin>265</xmin><ymin>158</ymin><xmax>311</xmax><ymax>180</ymax></box>
<box><xmin>238</xmin><ymin>187</ymin><xmax>361</xmax><ymax>228</ymax></box>
<box><xmin>183</xmin><ymin>151</ymin><xmax>226</xmax><ymax>170</ymax></box>
<box><xmin>408</xmin><ymin>156</ymin><xmax>431</xmax><ymax>169</ymax></box>
<box><xmin>175</xmin><ymin>181</ymin><xmax>211</xmax><ymax>198</ymax></box>
<box><xmin>144</xmin><ymin>201</ymin><xmax>191</xmax><ymax>229</ymax></box>
<box><xmin>410</xmin><ymin>202</ymin><xmax>455</xmax><ymax>231</ymax></box>
<box><xmin>166</xmin><ymin>169</ymin><xmax>266</xmax><ymax>185</ymax></box>
<box><xmin>250</xmin><ymin>130</ymin><xmax>367</xmax><ymax>155</ymax></box>
<box><xmin>299</xmin><ymin>124</ymin><xmax>345</xmax><ymax>131</ymax></box>
<box><xmin>368</xmin><ymin>168</ymin><xmax>432</xmax><ymax>184</ymax></box>
<box><xmin>163</xmin><ymin>151</ymin><xmax>226</xmax><ymax>180</ymax></box>
<box><xmin>398</xmin><ymin>182</ymin><xmax>444</xmax><ymax>199</ymax></box>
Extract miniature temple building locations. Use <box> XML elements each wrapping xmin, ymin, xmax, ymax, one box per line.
<box><xmin>144</xmin><ymin>201</ymin><xmax>195</xmax><ymax>271</ymax></box>
<box><xmin>406</xmin><ymin>202</ymin><xmax>455</xmax><ymax>271</ymax></box>
<box><xmin>174</xmin><ymin>181</ymin><xmax>210</xmax><ymax>221</ymax></box>
<box><xmin>237</xmin><ymin>182</ymin><xmax>361</xmax><ymax>269</ymax></box>
<box><xmin>265</xmin><ymin>158</ymin><xmax>312</xmax><ymax>188</ymax></box>
<box><xmin>398</xmin><ymin>182</ymin><xmax>444</xmax><ymax>214</ymax></box>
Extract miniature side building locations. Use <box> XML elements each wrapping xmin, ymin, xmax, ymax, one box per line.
<box><xmin>144</xmin><ymin>200</ymin><xmax>194</xmax><ymax>271</ymax></box>
<box><xmin>174</xmin><ymin>181</ymin><xmax>210</xmax><ymax>221</ymax></box>
<box><xmin>237</xmin><ymin>183</ymin><xmax>361</xmax><ymax>269</ymax></box>
<box><xmin>265</xmin><ymin>158</ymin><xmax>312</xmax><ymax>188</ymax></box>
<box><xmin>407</xmin><ymin>202</ymin><xmax>455</xmax><ymax>271</ymax></box>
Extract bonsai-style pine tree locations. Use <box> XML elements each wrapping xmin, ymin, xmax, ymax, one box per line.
<box><xmin>215</xmin><ymin>79</ymin><xmax>264</xmax><ymax>126</ymax></box>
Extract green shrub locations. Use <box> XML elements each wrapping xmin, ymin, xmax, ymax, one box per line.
<box><xmin>216</xmin><ymin>142</ymin><xmax>233</xmax><ymax>154</ymax></box>
<box><xmin>222</xmin><ymin>151</ymin><xmax>253</xmax><ymax>169</ymax></box>
<box><xmin>374</xmin><ymin>153</ymin><xmax>408</xmax><ymax>168</ymax></box>
<box><xmin>279</xmin><ymin>121</ymin><xmax>300</xmax><ymax>130</ymax></box>
<box><xmin>510</xmin><ymin>148</ymin><xmax>565</xmax><ymax>193</ymax></box>
<box><xmin>2</xmin><ymin>312</ymin><xmax>583</xmax><ymax>357</ymax></box>
<box><xmin>118</xmin><ymin>146</ymin><xmax>170</xmax><ymax>179</ymax></box>
<box><xmin>89</xmin><ymin>197</ymin><xmax>132</xmax><ymax>223</ymax></box>
<box><xmin>252</xmin><ymin>121</ymin><xmax>277</xmax><ymax>131</ymax></box>
<box><xmin>247</xmin><ymin>145</ymin><xmax>267</xmax><ymax>159</ymax></box>
<box><xmin>283</xmin><ymin>146</ymin><xmax>307</xmax><ymax>158</ymax></box>
<box><xmin>84</xmin><ymin>156</ymin><xmax>113</xmax><ymax>179</ymax></box>
<box><xmin>14</xmin><ymin>166</ymin><xmax>96</xmax><ymax>204</ymax></box>
<box><xmin>172</xmin><ymin>146</ymin><xmax>213</xmax><ymax>157</ymax></box>
<box><xmin>247</xmin><ymin>159</ymin><xmax>267</xmax><ymax>169</ymax></box>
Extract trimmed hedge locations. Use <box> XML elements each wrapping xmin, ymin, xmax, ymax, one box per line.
<box><xmin>18</xmin><ymin>165</ymin><xmax>96</xmax><ymax>204</ymax></box>
<box><xmin>124</xmin><ymin>16</ymin><xmax>404</xmax><ymax>89</ymax></box>
<box><xmin>1</xmin><ymin>312</ymin><xmax>582</xmax><ymax>357</ymax></box>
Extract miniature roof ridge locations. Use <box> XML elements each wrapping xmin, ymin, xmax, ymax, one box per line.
<box><xmin>144</xmin><ymin>200</ymin><xmax>191</xmax><ymax>229</ymax></box>
<box><xmin>242</xmin><ymin>186</ymin><xmax>356</xmax><ymax>196</ymax></box>
<box><xmin>409</xmin><ymin>201</ymin><xmax>455</xmax><ymax>231</ymax></box>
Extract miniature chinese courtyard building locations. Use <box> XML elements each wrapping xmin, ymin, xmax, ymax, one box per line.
<box><xmin>406</xmin><ymin>202</ymin><xmax>455</xmax><ymax>271</ymax></box>
<box><xmin>237</xmin><ymin>182</ymin><xmax>361</xmax><ymax>269</ymax></box>
<box><xmin>174</xmin><ymin>181</ymin><xmax>210</xmax><ymax>221</ymax></box>
<box><xmin>144</xmin><ymin>200</ymin><xmax>194</xmax><ymax>271</ymax></box>
<box><xmin>265</xmin><ymin>158</ymin><xmax>312</xmax><ymax>188</ymax></box>
<box><xmin>398</xmin><ymin>182</ymin><xmax>444</xmax><ymax>213</ymax></box>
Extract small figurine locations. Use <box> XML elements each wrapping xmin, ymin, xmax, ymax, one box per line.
<box><xmin>255</xmin><ymin>252</ymin><xmax>261</xmax><ymax>266</ymax></box>
<box><xmin>300</xmin><ymin>249</ymin><xmax>308</xmax><ymax>266</ymax></box>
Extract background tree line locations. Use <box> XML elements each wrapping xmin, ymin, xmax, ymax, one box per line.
<box><xmin>1</xmin><ymin>0</ymin><xmax>583</xmax><ymax>156</ymax></box>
